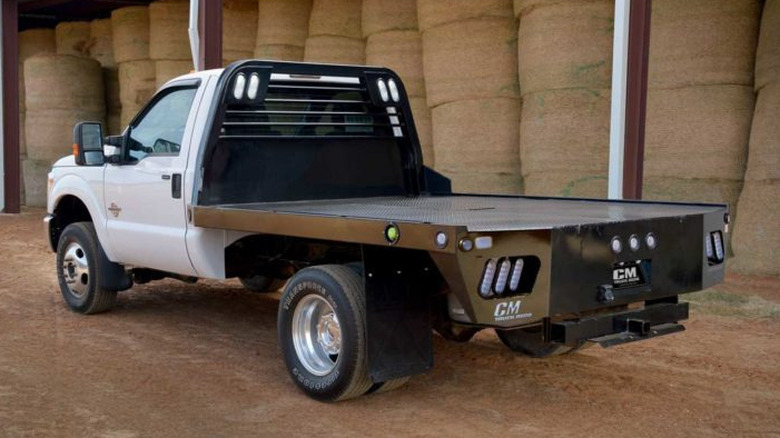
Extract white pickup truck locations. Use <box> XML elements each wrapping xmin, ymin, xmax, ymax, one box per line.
<box><xmin>45</xmin><ymin>60</ymin><xmax>728</xmax><ymax>401</ymax></box>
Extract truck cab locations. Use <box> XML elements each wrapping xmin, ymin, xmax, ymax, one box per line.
<box><xmin>45</xmin><ymin>60</ymin><xmax>728</xmax><ymax>402</ymax></box>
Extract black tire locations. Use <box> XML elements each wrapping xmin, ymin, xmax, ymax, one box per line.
<box><xmin>366</xmin><ymin>377</ymin><xmax>410</xmax><ymax>395</ymax></box>
<box><xmin>239</xmin><ymin>275</ymin><xmax>285</xmax><ymax>293</ymax></box>
<box><xmin>495</xmin><ymin>325</ymin><xmax>574</xmax><ymax>358</ymax></box>
<box><xmin>278</xmin><ymin>265</ymin><xmax>373</xmax><ymax>401</ymax></box>
<box><xmin>56</xmin><ymin>222</ymin><xmax>118</xmax><ymax>314</ymax></box>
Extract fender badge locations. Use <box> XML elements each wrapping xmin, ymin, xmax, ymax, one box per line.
<box><xmin>108</xmin><ymin>202</ymin><xmax>122</xmax><ymax>218</ymax></box>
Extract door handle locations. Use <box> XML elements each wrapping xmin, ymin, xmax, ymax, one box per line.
<box><xmin>171</xmin><ymin>174</ymin><xmax>182</xmax><ymax>199</ymax></box>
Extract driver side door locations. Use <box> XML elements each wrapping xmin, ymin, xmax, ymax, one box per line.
<box><xmin>103</xmin><ymin>82</ymin><xmax>203</xmax><ymax>276</ymax></box>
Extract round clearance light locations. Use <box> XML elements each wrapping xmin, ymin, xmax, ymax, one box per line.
<box><xmin>387</xmin><ymin>78</ymin><xmax>400</xmax><ymax>102</ymax></box>
<box><xmin>629</xmin><ymin>234</ymin><xmax>641</xmax><ymax>252</ymax></box>
<box><xmin>434</xmin><ymin>231</ymin><xmax>448</xmax><ymax>249</ymax></box>
<box><xmin>377</xmin><ymin>79</ymin><xmax>389</xmax><ymax>102</ymax></box>
<box><xmin>384</xmin><ymin>223</ymin><xmax>400</xmax><ymax>245</ymax></box>
<box><xmin>459</xmin><ymin>238</ymin><xmax>473</xmax><ymax>252</ymax></box>
<box><xmin>611</xmin><ymin>236</ymin><xmax>623</xmax><ymax>254</ymax></box>
<box><xmin>246</xmin><ymin>73</ymin><xmax>260</xmax><ymax>100</ymax></box>
<box><xmin>233</xmin><ymin>73</ymin><xmax>246</xmax><ymax>100</ymax></box>
<box><xmin>645</xmin><ymin>232</ymin><xmax>657</xmax><ymax>250</ymax></box>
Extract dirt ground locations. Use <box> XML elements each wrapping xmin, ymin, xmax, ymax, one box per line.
<box><xmin>1</xmin><ymin>210</ymin><xmax>779</xmax><ymax>438</ymax></box>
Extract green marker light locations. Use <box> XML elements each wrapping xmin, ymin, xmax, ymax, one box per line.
<box><xmin>384</xmin><ymin>224</ymin><xmax>400</xmax><ymax>244</ymax></box>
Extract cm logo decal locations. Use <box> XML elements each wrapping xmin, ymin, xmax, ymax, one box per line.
<box><xmin>494</xmin><ymin>300</ymin><xmax>532</xmax><ymax>322</ymax></box>
<box><xmin>613</xmin><ymin>266</ymin><xmax>638</xmax><ymax>281</ymax></box>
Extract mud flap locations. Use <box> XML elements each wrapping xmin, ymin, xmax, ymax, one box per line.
<box><xmin>362</xmin><ymin>245</ymin><xmax>435</xmax><ymax>383</ymax></box>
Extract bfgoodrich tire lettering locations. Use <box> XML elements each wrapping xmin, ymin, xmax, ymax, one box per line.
<box><xmin>278</xmin><ymin>265</ymin><xmax>373</xmax><ymax>401</ymax></box>
<box><xmin>56</xmin><ymin>222</ymin><xmax>118</xmax><ymax>314</ymax></box>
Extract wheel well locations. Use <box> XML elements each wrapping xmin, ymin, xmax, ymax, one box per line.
<box><xmin>51</xmin><ymin>195</ymin><xmax>93</xmax><ymax>250</ymax></box>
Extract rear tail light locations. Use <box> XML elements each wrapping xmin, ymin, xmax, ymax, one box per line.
<box><xmin>706</xmin><ymin>231</ymin><xmax>725</xmax><ymax>265</ymax></box>
<box><xmin>478</xmin><ymin>257</ymin><xmax>537</xmax><ymax>298</ymax></box>
<box><xmin>479</xmin><ymin>259</ymin><xmax>497</xmax><ymax>297</ymax></box>
<box><xmin>494</xmin><ymin>259</ymin><xmax>512</xmax><ymax>295</ymax></box>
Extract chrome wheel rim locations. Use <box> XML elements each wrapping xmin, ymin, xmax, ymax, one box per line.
<box><xmin>292</xmin><ymin>295</ymin><xmax>341</xmax><ymax>376</ymax></box>
<box><xmin>62</xmin><ymin>242</ymin><xmax>89</xmax><ymax>298</ymax></box>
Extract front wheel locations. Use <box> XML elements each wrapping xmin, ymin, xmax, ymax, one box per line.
<box><xmin>278</xmin><ymin>265</ymin><xmax>373</xmax><ymax>401</ymax></box>
<box><xmin>56</xmin><ymin>222</ymin><xmax>118</xmax><ymax>314</ymax></box>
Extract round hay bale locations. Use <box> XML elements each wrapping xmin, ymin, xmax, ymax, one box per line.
<box><xmin>104</xmin><ymin>68</ymin><xmax>122</xmax><ymax>112</ymax></box>
<box><xmin>26</xmin><ymin>108</ymin><xmax>106</xmax><ymax>162</ymax></box>
<box><xmin>19</xmin><ymin>29</ymin><xmax>56</xmax><ymax>61</ymax></box>
<box><xmin>362</xmin><ymin>0</ymin><xmax>417</xmax><ymax>36</ymax></box>
<box><xmin>644</xmin><ymin>85</ymin><xmax>754</xmax><ymax>181</ymax></box>
<box><xmin>422</xmin><ymin>18</ymin><xmax>519</xmax><ymax>107</ymax></box>
<box><xmin>107</xmin><ymin>112</ymin><xmax>123</xmax><ymax>136</ymax></box>
<box><xmin>731</xmin><ymin>180</ymin><xmax>780</xmax><ymax>276</ymax></box>
<box><xmin>514</xmin><ymin>0</ymin><xmax>582</xmax><ymax>17</ymax></box>
<box><xmin>89</xmin><ymin>19</ymin><xmax>115</xmax><ymax>68</ymax></box>
<box><xmin>643</xmin><ymin>177</ymin><xmax>743</xmax><ymax>209</ymax></box>
<box><xmin>256</xmin><ymin>0</ymin><xmax>312</xmax><ymax>48</ymax></box>
<box><xmin>418</xmin><ymin>0</ymin><xmax>514</xmax><ymax>32</ymax></box>
<box><xmin>649</xmin><ymin>0</ymin><xmax>760</xmax><ymax>89</ymax></box>
<box><xmin>365</xmin><ymin>31</ymin><xmax>425</xmax><ymax>97</ymax></box>
<box><xmin>756</xmin><ymin>0</ymin><xmax>780</xmax><ymax>90</ymax></box>
<box><xmin>24</xmin><ymin>55</ymin><xmax>105</xmax><ymax>114</ymax></box>
<box><xmin>517</xmin><ymin>0</ymin><xmax>613</xmax><ymax>96</ymax></box>
<box><xmin>309</xmin><ymin>0</ymin><xmax>362</xmax><ymax>39</ymax></box>
<box><xmin>155</xmin><ymin>60</ymin><xmax>193</xmax><ymax>89</ymax></box>
<box><xmin>112</xmin><ymin>6</ymin><xmax>150</xmax><ymax>63</ymax></box>
<box><xmin>303</xmin><ymin>36</ymin><xmax>365</xmax><ymax>64</ymax></box>
<box><xmin>523</xmin><ymin>171</ymin><xmax>607</xmax><ymax>198</ymax></box>
<box><xmin>23</xmin><ymin>159</ymin><xmax>50</xmax><ymax>207</ymax></box>
<box><xmin>520</xmin><ymin>88</ymin><xmax>611</xmax><ymax>179</ymax></box>
<box><xmin>119</xmin><ymin>60</ymin><xmax>156</xmax><ymax>126</ymax></box>
<box><xmin>253</xmin><ymin>44</ymin><xmax>305</xmax><ymax>61</ymax></box>
<box><xmin>19</xmin><ymin>29</ymin><xmax>56</xmax><ymax>112</ymax></box>
<box><xmin>55</xmin><ymin>21</ymin><xmax>91</xmax><ymax>57</ymax></box>
<box><xmin>743</xmin><ymin>83</ymin><xmax>780</xmax><ymax>181</ymax></box>
<box><xmin>448</xmin><ymin>172</ymin><xmax>523</xmax><ymax>195</ymax></box>
<box><xmin>409</xmin><ymin>97</ymin><xmax>434</xmax><ymax>167</ymax></box>
<box><xmin>149</xmin><ymin>1</ymin><xmax>191</xmax><ymax>60</ymax></box>
<box><xmin>223</xmin><ymin>0</ymin><xmax>258</xmax><ymax>63</ymax></box>
<box><xmin>432</xmin><ymin>98</ymin><xmax>521</xmax><ymax>194</ymax></box>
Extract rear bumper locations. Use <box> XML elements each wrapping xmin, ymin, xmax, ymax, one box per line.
<box><xmin>550</xmin><ymin>301</ymin><xmax>689</xmax><ymax>347</ymax></box>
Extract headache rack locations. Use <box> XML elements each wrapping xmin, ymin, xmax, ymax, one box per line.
<box><xmin>219</xmin><ymin>71</ymin><xmax>409</xmax><ymax>141</ymax></box>
<box><xmin>197</xmin><ymin>60</ymin><xmax>428</xmax><ymax>205</ymax></box>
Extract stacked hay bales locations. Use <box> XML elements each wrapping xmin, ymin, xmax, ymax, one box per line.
<box><xmin>24</xmin><ymin>56</ymin><xmax>105</xmax><ymax>206</ymax></box>
<box><xmin>55</xmin><ymin>21</ymin><xmax>91</xmax><ymax>57</ymax></box>
<box><xmin>18</xmin><ymin>29</ymin><xmax>56</xmax><ymax>205</ymax></box>
<box><xmin>89</xmin><ymin>19</ymin><xmax>122</xmax><ymax>135</ymax></box>
<box><xmin>224</xmin><ymin>0</ymin><xmax>258</xmax><ymax>63</ymax></box>
<box><xmin>420</xmin><ymin>0</ymin><xmax>521</xmax><ymax>194</ymax></box>
<box><xmin>644</xmin><ymin>0</ymin><xmax>759</xmax><ymax>223</ymax></box>
<box><xmin>255</xmin><ymin>0</ymin><xmax>311</xmax><ymax>61</ymax></box>
<box><xmin>363</xmin><ymin>0</ymin><xmax>433</xmax><ymax>166</ymax></box>
<box><xmin>149</xmin><ymin>1</ymin><xmax>193</xmax><ymax>88</ymax></box>
<box><xmin>732</xmin><ymin>0</ymin><xmax>780</xmax><ymax>277</ymax></box>
<box><xmin>304</xmin><ymin>0</ymin><xmax>364</xmax><ymax>64</ymax></box>
<box><xmin>515</xmin><ymin>0</ymin><xmax>613</xmax><ymax>197</ymax></box>
<box><xmin>112</xmin><ymin>6</ymin><xmax>154</xmax><ymax>127</ymax></box>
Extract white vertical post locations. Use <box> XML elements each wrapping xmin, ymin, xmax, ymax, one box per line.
<box><xmin>188</xmin><ymin>0</ymin><xmax>201</xmax><ymax>71</ymax></box>
<box><xmin>0</xmin><ymin>3</ymin><xmax>5</xmax><ymax>212</ymax></box>
<box><xmin>608</xmin><ymin>0</ymin><xmax>631</xmax><ymax>200</ymax></box>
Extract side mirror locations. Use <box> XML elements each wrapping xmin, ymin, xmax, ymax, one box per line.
<box><xmin>73</xmin><ymin>122</ymin><xmax>105</xmax><ymax>166</ymax></box>
<box><xmin>103</xmin><ymin>135</ymin><xmax>124</xmax><ymax>164</ymax></box>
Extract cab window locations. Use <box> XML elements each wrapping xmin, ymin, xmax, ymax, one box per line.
<box><xmin>126</xmin><ymin>87</ymin><xmax>197</xmax><ymax>162</ymax></box>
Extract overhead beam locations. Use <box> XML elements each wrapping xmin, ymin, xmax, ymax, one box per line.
<box><xmin>3</xmin><ymin>0</ymin><xmax>20</xmax><ymax>213</ymax></box>
<box><xmin>622</xmin><ymin>0</ymin><xmax>652</xmax><ymax>200</ymax></box>
<box><xmin>198</xmin><ymin>0</ymin><xmax>222</xmax><ymax>70</ymax></box>
<box><xmin>18</xmin><ymin>0</ymin><xmax>73</xmax><ymax>13</ymax></box>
